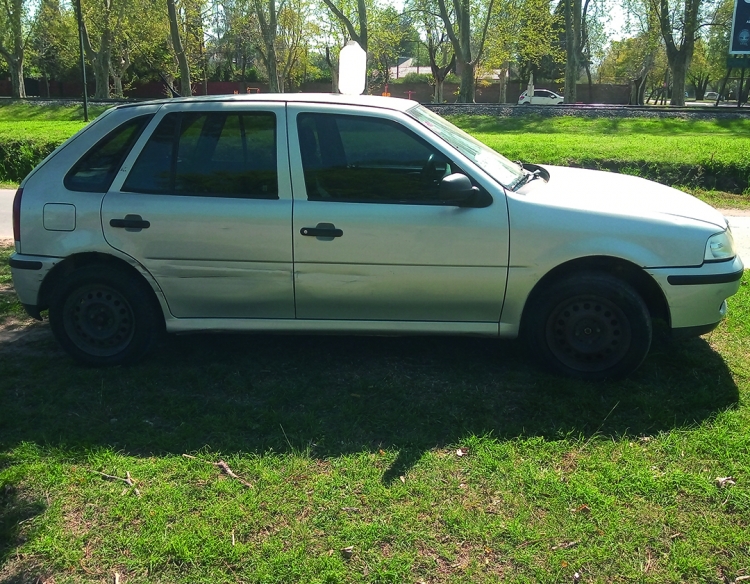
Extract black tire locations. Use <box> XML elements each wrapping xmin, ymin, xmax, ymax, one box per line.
<box><xmin>525</xmin><ymin>273</ymin><xmax>652</xmax><ymax>380</ymax></box>
<box><xmin>49</xmin><ymin>265</ymin><xmax>163</xmax><ymax>366</ymax></box>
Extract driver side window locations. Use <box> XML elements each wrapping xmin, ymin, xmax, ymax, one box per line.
<box><xmin>297</xmin><ymin>112</ymin><xmax>456</xmax><ymax>204</ymax></box>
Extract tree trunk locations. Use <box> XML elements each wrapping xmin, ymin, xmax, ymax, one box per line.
<box><xmin>656</xmin><ymin>0</ymin><xmax>699</xmax><ymax>106</ymax></box>
<box><xmin>498</xmin><ymin>65</ymin><xmax>508</xmax><ymax>103</ymax></box>
<box><xmin>669</xmin><ymin>59</ymin><xmax>688</xmax><ymax>106</ymax></box>
<box><xmin>437</xmin><ymin>0</ymin><xmax>494</xmax><ymax>104</ymax></box>
<box><xmin>93</xmin><ymin>50</ymin><xmax>110</xmax><ymax>98</ymax></box>
<box><xmin>7</xmin><ymin>56</ymin><xmax>26</xmax><ymax>98</ymax></box>
<box><xmin>167</xmin><ymin>0</ymin><xmax>192</xmax><ymax>96</ymax></box>
<box><xmin>434</xmin><ymin>79</ymin><xmax>444</xmax><ymax>103</ymax></box>
<box><xmin>42</xmin><ymin>69</ymin><xmax>50</xmax><ymax>98</ymax></box>
<box><xmin>457</xmin><ymin>63</ymin><xmax>474</xmax><ymax>103</ymax></box>
<box><xmin>112</xmin><ymin>74</ymin><xmax>123</xmax><ymax>97</ymax></box>
<box><xmin>324</xmin><ymin>47</ymin><xmax>339</xmax><ymax>93</ymax></box>
<box><xmin>563</xmin><ymin>0</ymin><xmax>580</xmax><ymax>103</ymax></box>
<box><xmin>79</xmin><ymin>11</ymin><xmax>114</xmax><ymax>99</ymax></box>
<box><xmin>255</xmin><ymin>0</ymin><xmax>281</xmax><ymax>93</ymax></box>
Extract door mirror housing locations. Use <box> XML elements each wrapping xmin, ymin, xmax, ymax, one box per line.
<box><xmin>439</xmin><ymin>173</ymin><xmax>491</xmax><ymax>207</ymax></box>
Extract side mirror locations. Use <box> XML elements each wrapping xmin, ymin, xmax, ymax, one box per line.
<box><xmin>439</xmin><ymin>173</ymin><xmax>491</xmax><ymax>207</ymax></box>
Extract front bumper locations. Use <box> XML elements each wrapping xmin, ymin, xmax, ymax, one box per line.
<box><xmin>648</xmin><ymin>254</ymin><xmax>744</xmax><ymax>331</ymax></box>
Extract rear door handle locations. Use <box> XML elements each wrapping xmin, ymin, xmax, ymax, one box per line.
<box><xmin>300</xmin><ymin>223</ymin><xmax>343</xmax><ymax>238</ymax></box>
<box><xmin>110</xmin><ymin>214</ymin><xmax>150</xmax><ymax>231</ymax></box>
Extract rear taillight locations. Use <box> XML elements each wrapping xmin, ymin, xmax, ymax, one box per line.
<box><xmin>12</xmin><ymin>187</ymin><xmax>22</xmax><ymax>242</ymax></box>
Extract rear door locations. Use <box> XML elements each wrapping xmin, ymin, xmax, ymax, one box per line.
<box><xmin>102</xmin><ymin>101</ymin><xmax>294</xmax><ymax>319</ymax></box>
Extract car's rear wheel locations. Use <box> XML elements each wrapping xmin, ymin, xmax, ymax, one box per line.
<box><xmin>49</xmin><ymin>266</ymin><xmax>162</xmax><ymax>366</ymax></box>
<box><xmin>525</xmin><ymin>273</ymin><xmax>652</xmax><ymax>379</ymax></box>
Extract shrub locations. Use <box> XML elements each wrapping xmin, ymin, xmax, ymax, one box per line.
<box><xmin>0</xmin><ymin>136</ymin><xmax>63</xmax><ymax>184</ymax></box>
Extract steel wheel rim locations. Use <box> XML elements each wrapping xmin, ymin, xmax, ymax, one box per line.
<box><xmin>545</xmin><ymin>294</ymin><xmax>632</xmax><ymax>372</ymax></box>
<box><xmin>62</xmin><ymin>284</ymin><xmax>135</xmax><ymax>358</ymax></box>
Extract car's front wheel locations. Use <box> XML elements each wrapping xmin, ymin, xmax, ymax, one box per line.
<box><xmin>525</xmin><ymin>273</ymin><xmax>652</xmax><ymax>379</ymax></box>
<box><xmin>49</xmin><ymin>265</ymin><xmax>163</xmax><ymax>366</ymax></box>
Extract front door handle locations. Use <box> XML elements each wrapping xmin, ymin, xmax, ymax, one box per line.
<box><xmin>300</xmin><ymin>223</ymin><xmax>343</xmax><ymax>238</ymax></box>
<box><xmin>110</xmin><ymin>214</ymin><xmax>150</xmax><ymax>232</ymax></box>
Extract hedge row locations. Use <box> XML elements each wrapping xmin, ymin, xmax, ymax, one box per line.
<box><xmin>559</xmin><ymin>159</ymin><xmax>750</xmax><ymax>194</ymax></box>
<box><xmin>0</xmin><ymin>136</ymin><xmax>63</xmax><ymax>184</ymax></box>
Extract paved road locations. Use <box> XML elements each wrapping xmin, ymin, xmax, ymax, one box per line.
<box><xmin>2</xmin><ymin>188</ymin><xmax>749</xmax><ymax>260</ymax></box>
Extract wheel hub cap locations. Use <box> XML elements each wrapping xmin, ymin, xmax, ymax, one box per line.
<box><xmin>63</xmin><ymin>286</ymin><xmax>135</xmax><ymax>357</ymax></box>
<box><xmin>546</xmin><ymin>296</ymin><xmax>632</xmax><ymax>372</ymax></box>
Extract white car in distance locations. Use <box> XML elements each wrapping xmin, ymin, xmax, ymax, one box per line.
<box><xmin>518</xmin><ymin>89</ymin><xmax>565</xmax><ymax>105</ymax></box>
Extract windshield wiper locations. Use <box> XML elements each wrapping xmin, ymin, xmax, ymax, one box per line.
<box><xmin>511</xmin><ymin>168</ymin><xmax>542</xmax><ymax>191</ymax></box>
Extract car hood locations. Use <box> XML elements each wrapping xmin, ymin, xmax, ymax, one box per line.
<box><xmin>517</xmin><ymin>165</ymin><xmax>728</xmax><ymax>230</ymax></box>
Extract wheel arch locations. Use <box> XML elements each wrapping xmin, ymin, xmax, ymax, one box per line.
<box><xmin>521</xmin><ymin>255</ymin><xmax>670</xmax><ymax>331</ymax></box>
<box><xmin>38</xmin><ymin>252</ymin><xmax>165</xmax><ymax>323</ymax></box>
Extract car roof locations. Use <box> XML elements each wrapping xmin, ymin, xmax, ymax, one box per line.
<box><xmin>115</xmin><ymin>93</ymin><xmax>419</xmax><ymax>113</ymax></box>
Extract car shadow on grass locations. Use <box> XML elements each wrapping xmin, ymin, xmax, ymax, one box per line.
<box><xmin>0</xmin><ymin>329</ymin><xmax>739</xmax><ymax>479</ymax></box>
<box><xmin>0</xmin><ymin>329</ymin><xmax>739</xmax><ymax>574</ymax></box>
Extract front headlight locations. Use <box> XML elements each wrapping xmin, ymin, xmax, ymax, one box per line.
<box><xmin>704</xmin><ymin>230</ymin><xmax>736</xmax><ymax>262</ymax></box>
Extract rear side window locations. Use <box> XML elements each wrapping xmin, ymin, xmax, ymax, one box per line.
<box><xmin>64</xmin><ymin>115</ymin><xmax>152</xmax><ymax>192</ymax></box>
<box><xmin>122</xmin><ymin>111</ymin><xmax>278</xmax><ymax>199</ymax></box>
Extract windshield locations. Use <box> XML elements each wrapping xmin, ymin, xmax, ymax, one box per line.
<box><xmin>407</xmin><ymin>104</ymin><xmax>525</xmax><ymax>189</ymax></box>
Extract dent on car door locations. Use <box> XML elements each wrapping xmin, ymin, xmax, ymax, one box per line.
<box><xmin>289</xmin><ymin>108</ymin><xmax>509</xmax><ymax>323</ymax></box>
<box><xmin>101</xmin><ymin>104</ymin><xmax>295</xmax><ymax>319</ymax></box>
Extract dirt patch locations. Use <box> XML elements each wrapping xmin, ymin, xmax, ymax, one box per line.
<box><xmin>718</xmin><ymin>208</ymin><xmax>750</xmax><ymax>217</ymax></box>
<box><xmin>0</xmin><ymin>278</ymin><xmax>58</xmax><ymax>356</ymax></box>
<box><xmin>0</xmin><ymin>313</ymin><xmax>56</xmax><ymax>356</ymax></box>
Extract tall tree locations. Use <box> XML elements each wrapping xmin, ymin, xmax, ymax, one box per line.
<box><xmin>253</xmin><ymin>0</ymin><xmax>279</xmax><ymax>91</ymax></box>
<box><xmin>0</xmin><ymin>0</ymin><xmax>28</xmax><ymax>98</ymax></box>
<box><xmin>436</xmin><ymin>0</ymin><xmax>496</xmax><ymax>102</ymax></box>
<box><xmin>369</xmin><ymin>4</ymin><xmax>407</xmax><ymax>84</ymax></box>
<box><xmin>407</xmin><ymin>0</ymin><xmax>455</xmax><ymax>102</ymax></box>
<box><xmin>651</xmin><ymin>0</ymin><xmax>701</xmax><ymax>105</ymax></box>
<box><xmin>561</xmin><ymin>0</ymin><xmax>605</xmax><ymax>103</ymax></box>
<box><xmin>79</xmin><ymin>0</ymin><xmax>128</xmax><ymax>98</ymax></box>
<box><xmin>322</xmin><ymin>0</ymin><xmax>368</xmax><ymax>52</ymax></box>
<box><xmin>562</xmin><ymin>0</ymin><xmax>581</xmax><ymax>102</ymax></box>
<box><xmin>29</xmin><ymin>0</ymin><xmax>78</xmax><ymax>97</ymax></box>
<box><xmin>167</xmin><ymin>0</ymin><xmax>192</xmax><ymax>95</ymax></box>
<box><xmin>481</xmin><ymin>0</ymin><xmax>561</xmax><ymax>102</ymax></box>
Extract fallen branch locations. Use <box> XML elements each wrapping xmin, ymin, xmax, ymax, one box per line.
<box><xmin>216</xmin><ymin>460</ymin><xmax>253</xmax><ymax>488</ymax></box>
<box><xmin>91</xmin><ymin>470</ymin><xmax>141</xmax><ymax>497</ymax></box>
<box><xmin>182</xmin><ymin>454</ymin><xmax>253</xmax><ymax>488</ymax></box>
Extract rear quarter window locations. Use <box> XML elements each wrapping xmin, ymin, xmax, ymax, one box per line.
<box><xmin>64</xmin><ymin>114</ymin><xmax>153</xmax><ymax>193</ymax></box>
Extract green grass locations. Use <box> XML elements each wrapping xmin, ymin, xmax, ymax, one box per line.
<box><xmin>0</xmin><ymin>102</ymin><xmax>109</xmax><ymax>185</ymax></box>
<box><xmin>0</xmin><ymin>102</ymin><xmax>107</xmax><ymax>122</ymax></box>
<box><xmin>0</xmin><ymin>121</ymin><xmax>89</xmax><ymax>143</ymax></box>
<box><xmin>1</xmin><ymin>103</ymin><xmax>750</xmax><ymax>206</ymax></box>
<box><xmin>450</xmin><ymin>115</ymin><xmax>750</xmax><ymax>197</ymax></box>
<box><xmin>1</xmin><ymin>241</ymin><xmax>749</xmax><ymax>583</ymax></box>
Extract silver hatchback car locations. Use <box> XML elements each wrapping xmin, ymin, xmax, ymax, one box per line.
<box><xmin>9</xmin><ymin>94</ymin><xmax>744</xmax><ymax>378</ymax></box>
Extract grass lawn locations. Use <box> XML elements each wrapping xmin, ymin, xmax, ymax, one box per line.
<box><xmin>1</xmin><ymin>241</ymin><xmax>749</xmax><ymax>583</ymax></box>
<box><xmin>0</xmin><ymin>102</ymin><xmax>108</xmax><ymax>122</ymax></box>
<box><xmin>449</xmin><ymin>115</ymin><xmax>750</xmax><ymax>207</ymax></box>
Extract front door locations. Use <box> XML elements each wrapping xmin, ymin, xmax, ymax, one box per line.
<box><xmin>288</xmin><ymin>105</ymin><xmax>509</xmax><ymax>323</ymax></box>
<box><xmin>102</xmin><ymin>102</ymin><xmax>294</xmax><ymax>319</ymax></box>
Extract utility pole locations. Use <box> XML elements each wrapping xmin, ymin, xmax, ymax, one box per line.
<box><xmin>75</xmin><ymin>0</ymin><xmax>89</xmax><ymax>121</ymax></box>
